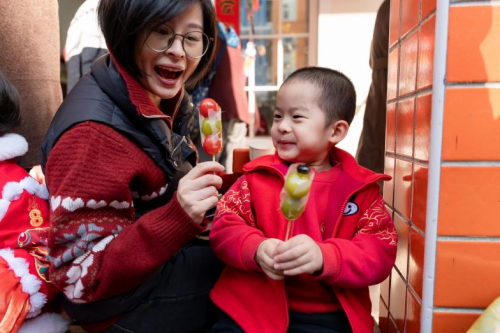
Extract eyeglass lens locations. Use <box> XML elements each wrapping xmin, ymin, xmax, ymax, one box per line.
<box><xmin>146</xmin><ymin>26</ymin><xmax>209</xmax><ymax>58</ymax></box>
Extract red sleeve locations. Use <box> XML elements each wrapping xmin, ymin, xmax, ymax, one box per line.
<box><xmin>210</xmin><ymin>175</ymin><xmax>266</xmax><ymax>271</ymax></box>
<box><xmin>316</xmin><ymin>193</ymin><xmax>397</xmax><ymax>288</ymax></box>
<box><xmin>46</xmin><ymin>123</ymin><xmax>203</xmax><ymax>302</ymax></box>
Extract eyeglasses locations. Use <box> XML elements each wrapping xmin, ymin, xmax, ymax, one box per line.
<box><xmin>145</xmin><ymin>25</ymin><xmax>213</xmax><ymax>59</ymax></box>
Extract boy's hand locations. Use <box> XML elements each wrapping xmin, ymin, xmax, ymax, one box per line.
<box><xmin>274</xmin><ymin>234</ymin><xmax>324</xmax><ymax>276</ymax></box>
<box><xmin>255</xmin><ymin>239</ymin><xmax>285</xmax><ymax>280</ymax></box>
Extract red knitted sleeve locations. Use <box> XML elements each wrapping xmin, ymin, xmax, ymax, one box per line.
<box><xmin>46</xmin><ymin>122</ymin><xmax>203</xmax><ymax>302</ymax></box>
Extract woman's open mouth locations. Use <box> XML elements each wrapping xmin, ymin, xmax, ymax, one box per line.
<box><xmin>154</xmin><ymin>65</ymin><xmax>183</xmax><ymax>81</ymax></box>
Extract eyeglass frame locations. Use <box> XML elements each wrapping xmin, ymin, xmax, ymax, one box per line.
<box><xmin>145</xmin><ymin>26</ymin><xmax>214</xmax><ymax>59</ymax></box>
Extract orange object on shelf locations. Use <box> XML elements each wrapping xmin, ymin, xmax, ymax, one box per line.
<box><xmin>232</xmin><ymin>148</ymin><xmax>250</xmax><ymax>174</ymax></box>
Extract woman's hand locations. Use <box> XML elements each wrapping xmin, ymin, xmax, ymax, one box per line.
<box><xmin>29</xmin><ymin>165</ymin><xmax>46</xmax><ymax>185</ymax></box>
<box><xmin>176</xmin><ymin>161</ymin><xmax>225</xmax><ymax>224</ymax></box>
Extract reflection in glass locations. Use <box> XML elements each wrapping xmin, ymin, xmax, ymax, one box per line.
<box><xmin>242</xmin><ymin>38</ymin><xmax>278</xmax><ymax>86</ymax></box>
<box><xmin>282</xmin><ymin>0</ymin><xmax>309</xmax><ymax>34</ymax></box>
<box><xmin>254</xmin><ymin>91</ymin><xmax>278</xmax><ymax>134</ymax></box>
<box><xmin>240</xmin><ymin>1</ymin><xmax>276</xmax><ymax>35</ymax></box>
<box><xmin>283</xmin><ymin>37</ymin><xmax>308</xmax><ymax>81</ymax></box>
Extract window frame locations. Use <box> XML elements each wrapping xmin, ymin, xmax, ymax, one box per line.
<box><xmin>240</xmin><ymin>0</ymin><xmax>319</xmax><ymax>136</ymax></box>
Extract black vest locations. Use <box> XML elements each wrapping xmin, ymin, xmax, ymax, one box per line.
<box><xmin>41</xmin><ymin>55</ymin><xmax>198</xmax><ymax>217</ymax></box>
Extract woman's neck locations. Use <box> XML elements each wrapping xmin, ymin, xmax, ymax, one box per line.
<box><xmin>147</xmin><ymin>91</ymin><xmax>161</xmax><ymax>108</ymax></box>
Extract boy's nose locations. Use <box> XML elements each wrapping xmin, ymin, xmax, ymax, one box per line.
<box><xmin>278</xmin><ymin>120</ymin><xmax>291</xmax><ymax>133</ymax></box>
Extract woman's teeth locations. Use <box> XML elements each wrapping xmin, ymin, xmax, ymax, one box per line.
<box><xmin>155</xmin><ymin>66</ymin><xmax>182</xmax><ymax>80</ymax></box>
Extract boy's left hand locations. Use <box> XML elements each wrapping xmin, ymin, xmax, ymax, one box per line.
<box><xmin>273</xmin><ymin>234</ymin><xmax>324</xmax><ymax>276</ymax></box>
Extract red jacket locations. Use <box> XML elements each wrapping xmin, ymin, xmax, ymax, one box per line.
<box><xmin>0</xmin><ymin>133</ymin><xmax>67</xmax><ymax>332</ymax></box>
<box><xmin>210</xmin><ymin>148</ymin><xmax>397</xmax><ymax>333</ymax></box>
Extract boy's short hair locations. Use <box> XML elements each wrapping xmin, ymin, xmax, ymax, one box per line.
<box><xmin>283</xmin><ymin>67</ymin><xmax>356</xmax><ymax>125</ymax></box>
<box><xmin>0</xmin><ymin>71</ymin><xmax>21</xmax><ymax>136</ymax></box>
<box><xmin>97</xmin><ymin>0</ymin><xmax>217</xmax><ymax>90</ymax></box>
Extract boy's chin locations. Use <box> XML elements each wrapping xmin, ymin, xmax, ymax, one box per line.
<box><xmin>277</xmin><ymin>151</ymin><xmax>302</xmax><ymax>164</ymax></box>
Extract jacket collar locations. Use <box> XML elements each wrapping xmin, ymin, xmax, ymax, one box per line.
<box><xmin>0</xmin><ymin>134</ymin><xmax>28</xmax><ymax>162</ymax></box>
<box><xmin>243</xmin><ymin>146</ymin><xmax>391</xmax><ymax>185</ymax></box>
<box><xmin>108</xmin><ymin>54</ymin><xmax>184</xmax><ymax>127</ymax></box>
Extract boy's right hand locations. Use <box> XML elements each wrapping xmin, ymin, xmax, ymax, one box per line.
<box><xmin>255</xmin><ymin>239</ymin><xmax>285</xmax><ymax>280</ymax></box>
<box><xmin>177</xmin><ymin>161</ymin><xmax>225</xmax><ymax>224</ymax></box>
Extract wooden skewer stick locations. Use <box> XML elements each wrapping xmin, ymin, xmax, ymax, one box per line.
<box><xmin>285</xmin><ymin>220</ymin><xmax>293</xmax><ymax>241</ymax></box>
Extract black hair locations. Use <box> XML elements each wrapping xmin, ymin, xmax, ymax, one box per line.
<box><xmin>0</xmin><ymin>71</ymin><xmax>21</xmax><ymax>136</ymax></box>
<box><xmin>97</xmin><ymin>0</ymin><xmax>217</xmax><ymax>90</ymax></box>
<box><xmin>283</xmin><ymin>67</ymin><xmax>357</xmax><ymax>125</ymax></box>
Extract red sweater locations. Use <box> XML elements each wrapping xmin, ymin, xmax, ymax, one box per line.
<box><xmin>210</xmin><ymin>149</ymin><xmax>397</xmax><ymax>333</ymax></box>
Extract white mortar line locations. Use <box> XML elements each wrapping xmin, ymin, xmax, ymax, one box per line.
<box><xmin>447</xmin><ymin>82</ymin><xmax>500</xmax><ymax>88</ymax></box>
<box><xmin>450</xmin><ymin>1</ymin><xmax>500</xmax><ymax>7</ymax></box>
<box><xmin>442</xmin><ymin>161</ymin><xmax>500</xmax><ymax>166</ymax></box>
<box><xmin>434</xmin><ymin>307</ymin><xmax>484</xmax><ymax>314</ymax></box>
<box><xmin>421</xmin><ymin>0</ymin><xmax>450</xmax><ymax>331</ymax></box>
<box><xmin>438</xmin><ymin>236</ymin><xmax>500</xmax><ymax>242</ymax></box>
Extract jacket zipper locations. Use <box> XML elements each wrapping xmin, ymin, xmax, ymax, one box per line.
<box><xmin>283</xmin><ymin>284</ymin><xmax>289</xmax><ymax>333</ymax></box>
<box><xmin>171</xmin><ymin>136</ymin><xmax>187</xmax><ymax>156</ymax></box>
<box><xmin>330</xmin><ymin>178</ymin><xmax>383</xmax><ymax>239</ymax></box>
<box><xmin>330</xmin><ymin>180</ymin><xmax>383</xmax><ymax>333</ymax></box>
<box><xmin>337</xmin><ymin>294</ymin><xmax>356</xmax><ymax>333</ymax></box>
<box><xmin>170</xmin><ymin>136</ymin><xmax>187</xmax><ymax>167</ymax></box>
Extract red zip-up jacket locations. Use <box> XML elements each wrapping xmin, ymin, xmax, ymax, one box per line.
<box><xmin>210</xmin><ymin>148</ymin><xmax>397</xmax><ymax>333</ymax></box>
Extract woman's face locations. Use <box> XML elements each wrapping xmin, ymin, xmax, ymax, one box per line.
<box><xmin>135</xmin><ymin>3</ymin><xmax>204</xmax><ymax>106</ymax></box>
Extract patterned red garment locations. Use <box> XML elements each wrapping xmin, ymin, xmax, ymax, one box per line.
<box><xmin>0</xmin><ymin>133</ymin><xmax>68</xmax><ymax>332</ymax></box>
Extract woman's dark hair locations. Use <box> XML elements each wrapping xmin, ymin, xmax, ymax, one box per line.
<box><xmin>97</xmin><ymin>0</ymin><xmax>217</xmax><ymax>90</ymax></box>
<box><xmin>0</xmin><ymin>71</ymin><xmax>21</xmax><ymax>136</ymax></box>
<box><xmin>283</xmin><ymin>67</ymin><xmax>357</xmax><ymax>126</ymax></box>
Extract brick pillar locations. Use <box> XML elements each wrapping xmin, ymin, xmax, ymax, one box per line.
<box><xmin>380</xmin><ymin>0</ymin><xmax>500</xmax><ymax>332</ymax></box>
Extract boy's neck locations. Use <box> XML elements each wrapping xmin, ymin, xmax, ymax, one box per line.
<box><xmin>308</xmin><ymin>160</ymin><xmax>333</xmax><ymax>173</ymax></box>
<box><xmin>289</xmin><ymin>154</ymin><xmax>334</xmax><ymax>173</ymax></box>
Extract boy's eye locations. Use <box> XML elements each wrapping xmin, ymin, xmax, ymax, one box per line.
<box><xmin>273</xmin><ymin>113</ymin><xmax>282</xmax><ymax>119</ymax></box>
<box><xmin>293</xmin><ymin>115</ymin><xmax>304</xmax><ymax>119</ymax></box>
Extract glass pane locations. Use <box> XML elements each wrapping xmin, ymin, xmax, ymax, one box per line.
<box><xmin>240</xmin><ymin>0</ymin><xmax>277</xmax><ymax>36</ymax></box>
<box><xmin>282</xmin><ymin>0</ymin><xmax>309</xmax><ymax>34</ymax></box>
<box><xmin>283</xmin><ymin>37</ymin><xmax>309</xmax><ymax>80</ymax></box>
<box><xmin>241</xmin><ymin>38</ymin><xmax>278</xmax><ymax>86</ymax></box>
<box><xmin>255</xmin><ymin>90</ymin><xmax>278</xmax><ymax>135</ymax></box>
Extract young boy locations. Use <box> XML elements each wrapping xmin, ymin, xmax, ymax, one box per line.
<box><xmin>0</xmin><ymin>71</ymin><xmax>68</xmax><ymax>332</ymax></box>
<box><xmin>210</xmin><ymin>67</ymin><xmax>397</xmax><ymax>333</ymax></box>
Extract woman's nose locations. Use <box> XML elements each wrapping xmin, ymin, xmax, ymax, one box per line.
<box><xmin>166</xmin><ymin>36</ymin><xmax>184</xmax><ymax>58</ymax></box>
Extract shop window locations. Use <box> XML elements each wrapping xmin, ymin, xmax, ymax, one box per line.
<box><xmin>240</xmin><ymin>0</ymin><xmax>314</xmax><ymax>135</ymax></box>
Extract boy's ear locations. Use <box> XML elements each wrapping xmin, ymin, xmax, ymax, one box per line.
<box><xmin>329</xmin><ymin>120</ymin><xmax>349</xmax><ymax>145</ymax></box>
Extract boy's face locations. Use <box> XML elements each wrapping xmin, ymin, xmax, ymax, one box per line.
<box><xmin>271</xmin><ymin>81</ymin><xmax>336</xmax><ymax>170</ymax></box>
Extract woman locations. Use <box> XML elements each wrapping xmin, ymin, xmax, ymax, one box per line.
<box><xmin>42</xmin><ymin>1</ymin><xmax>225</xmax><ymax>332</ymax></box>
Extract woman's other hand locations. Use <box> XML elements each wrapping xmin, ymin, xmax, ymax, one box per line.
<box><xmin>176</xmin><ymin>161</ymin><xmax>224</xmax><ymax>224</ymax></box>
